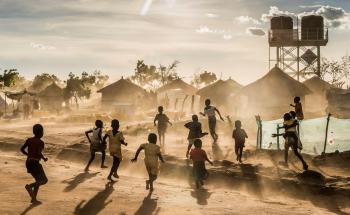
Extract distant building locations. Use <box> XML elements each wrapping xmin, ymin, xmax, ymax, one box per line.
<box><xmin>38</xmin><ymin>82</ymin><xmax>64</xmax><ymax>112</ymax></box>
<box><xmin>235</xmin><ymin>66</ymin><xmax>311</xmax><ymax>119</ymax></box>
<box><xmin>97</xmin><ymin>77</ymin><xmax>153</xmax><ymax>110</ymax></box>
<box><xmin>196</xmin><ymin>78</ymin><xmax>242</xmax><ymax>113</ymax></box>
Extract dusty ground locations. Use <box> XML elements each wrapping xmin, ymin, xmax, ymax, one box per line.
<box><xmin>0</xmin><ymin>119</ymin><xmax>350</xmax><ymax>215</ymax></box>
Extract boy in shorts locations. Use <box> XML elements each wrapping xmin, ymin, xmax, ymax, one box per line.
<box><xmin>154</xmin><ymin>106</ymin><xmax>172</xmax><ymax>149</ymax></box>
<box><xmin>85</xmin><ymin>120</ymin><xmax>107</xmax><ymax>171</ymax></box>
<box><xmin>184</xmin><ymin>114</ymin><xmax>208</xmax><ymax>158</ymax></box>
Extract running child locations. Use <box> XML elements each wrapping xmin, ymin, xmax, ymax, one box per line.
<box><xmin>21</xmin><ymin>124</ymin><xmax>48</xmax><ymax>204</ymax></box>
<box><xmin>131</xmin><ymin>133</ymin><xmax>165</xmax><ymax>191</ymax></box>
<box><xmin>290</xmin><ymin>96</ymin><xmax>304</xmax><ymax>120</ymax></box>
<box><xmin>200</xmin><ymin>99</ymin><xmax>224</xmax><ymax>141</ymax></box>
<box><xmin>273</xmin><ymin>113</ymin><xmax>308</xmax><ymax>170</ymax></box>
<box><xmin>232</xmin><ymin>120</ymin><xmax>248</xmax><ymax>163</ymax></box>
<box><xmin>190</xmin><ymin>139</ymin><xmax>213</xmax><ymax>189</ymax></box>
<box><xmin>154</xmin><ymin>106</ymin><xmax>172</xmax><ymax>149</ymax></box>
<box><xmin>103</xmin><ymin>119</ymin><xmax>127</xmax><ymax>181</ymax></box>
<box><xmin>184</xmin><ymin>114</ymin><xmax>208</xmax><ymax>158</ymax></box>
<box><xmin>85</xmin><ymin>120</ymin><xmax>107</xmax><ymax>172</ymax></box>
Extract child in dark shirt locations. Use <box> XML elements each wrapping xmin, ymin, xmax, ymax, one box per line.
<box><xmin>85</xmin><ymin>120</ymin><xmax>107</xmax><ymax>172</ymax></box>
<box><xmin>154</xmin><ymin>106</ymin><xmax>172</xmax><ymax>149</ymax></box>
<box><xmin>290</xmin><ymin>96</ymin><xmax>304</xmax><ymax>120</ymax></box>
<box><xmin>190</xmin><ymin>139</ymin><xmax>213</xmax><ymax>189</ymax></box>
<box><xmin>184</xmin><ymin>115</ymin><xmax>208</xmax><ymax>158</ymax></box>
<box><xmin>232</xmin><ymin>120</ymin><xmax>248</xmax><ymax>163</ymax></box>
<box><xmin>21</xmin><ymin>124</ymin><xmax>48</xmax><ymax>204</ymax></box>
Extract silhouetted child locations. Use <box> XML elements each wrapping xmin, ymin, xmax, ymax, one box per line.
<box><xmin>273</xmin><ymin>113</ymin><xmax>308</xmax><ymax>170</ymax></box>
<box><xmin>21</xmin><ymin>124</ymin><xmax>48</xmax><ymax>204</ymax></box>
<box><xmin>232</xmin><ymin>120</ymin><xmax>248</xmax><ymax>163</ymax></box>
<box><xmin>154</xmin><ymin>106</ymin><xmax>172</xmax><ymax>149</ymax></box>
<box><xmin>190</xmin><ymin>139</ymin><xmax>213</xmax><ymax>189</ymax></box>
<box><xmin>131</xmin><ymin>133</ymin><xmax>165</xmax><ymax>191</ymax></box>
<box><xmin>85</xmin><ymin>120</ymin><xmax>107</xmax><ymax>172</ymax></box>
<box><xmin>290</xmin><ymin>111</ymin><xmax>303</xmax><ymax>150</ymax></box>
<box><xmin>200</xmin><ymin>99</ymin><xmax>224</xmax><ymax>141</ymax></box>
<box><xmin>290</xmin><ymin>96</ymin><xmax>304</xmax><ymax>120</ymax></box>
<box><xmin>185</xmin><ymin>115</ymin><xmax>208</xmax><ymax>158</ymax></box>
<box><xmin>103</xmin><ymin>119</ymin><xmax>127</xmax><ymax>181</ymax></box>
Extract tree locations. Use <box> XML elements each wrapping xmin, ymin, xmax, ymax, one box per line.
<box><xmin>31</xmin><ymin>73</ymin><xmax>60</xmax><ymax>91</ymax></box>
<box><xmin>0</xmin><ymin>69</ymin><xmax>19</xmax><ymax>88</ymax></box>
<box><xmin>159</xmin><ymin>60</ymin><xmax>180</xmax><ymax>86</ymax></box>
<box><xmin>191</xmin><ymin>71</ymin><xmax>217</xmax><ymax>88</ymax></box>
<box><xmin>64</xmin><ymin>72</ymin><xmax>96</xmax><ymax>108</ymax></box>
<box><xmin>93</xmin><ymin>70</ymin><xmax>109</xmax><ymax>89</ymax></box>
<box><xmin>130</xmin><ymin>60</ymin><xmax>161</xmax><ymax>89</ymax></box>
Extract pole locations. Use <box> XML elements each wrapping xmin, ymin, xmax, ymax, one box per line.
<box><xmin>317</xmin><ymin>46</ymin><xmax>321</xmax><ymax>77</ymax></box>
<box><xmin>297</xmin><ymin>46</ymin><xmax>300</xmax><ymax>81</ymax></box>
<box><xmin>323</xmin><ymin>113</ymin><xmax>331</xmax><ymax>155</ymax></box>
<box><xmin>276</xmin><ymin>124</ymin><xmax>280</xmax><ymax>150</ymax></box>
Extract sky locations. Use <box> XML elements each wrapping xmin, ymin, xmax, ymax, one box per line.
<box><xmin>0</xmin><ymin>0</ymin><xmax>350</xmax><ymax>85</ymax></box>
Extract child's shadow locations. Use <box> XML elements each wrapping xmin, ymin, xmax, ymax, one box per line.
<box><xmin>190</xmin><ymin>188</ymin><xmax>212</xmax><ymax>205</ymax></box>
<box><xmin>20</xmin><ymin>201</ymin><xmax>42</xmax><ymax>215</ymax></box>
<box><xmin>62</xmin><ymin>172</ymin><xmax>100</xmax><ymax>192</ymax></box>
<box><xmin>134</xmin><ymin>191</ymin><xmax>160</xmax><ymax>215</ymax></box>
<box><xmin>73</xmin><ymin>181</ymin><xmax>116</xmax><ymax>215</ymax></box>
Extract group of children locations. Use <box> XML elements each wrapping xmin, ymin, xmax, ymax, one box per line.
<box><xmin>19</xmin><ymin>98</ymin><xmax>266</xmax><ymax>202</ymax></box>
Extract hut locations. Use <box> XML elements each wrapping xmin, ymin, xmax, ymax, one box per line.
<box><xmin>326</xmin><ymin>88</ymin><xmax>350</xmax><ymax>118</ymax></box>
<box><xmin>97</xmin><ymin>77</ymin><xmax>153</xmax><ymax>112</ymax></box>
<box><xmin>38</xmin><ymin>82</ymin><xmax>64</xmax><ymax>112</ymax></box>
<box><xmin>6</xmin><ymin>90</ymin><xmax>37</xmax><ymax>117</ymax></box>
<box><xmin>235</xmin><ymin>66</ymin><xmax>311</xmax><ymax>119</ymax></box>
<box><xmin>196</xmin><ymin>78</ymin><xmax>242</xmax><ymax>113</ymax></box>
<box><xmin>156</xmin><ymin>78</ymin><xmax>198</xmax><ymax>113</ymax></box>
<box><xmin>303</xmin><ymin>76</ymin><xmax>333</xmax><ymax>115</ymax></box>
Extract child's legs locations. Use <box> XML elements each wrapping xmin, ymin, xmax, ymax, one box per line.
<box><xmin>234</xmin><ymin>145</ymin><xmax>239</xmax><ymax>156</ymax></box>
<box><xmin>86</xmin><ymin>151</ymin><xmax>96</xmax><ymax>168</ymax></box>
<box><xmin>108</xmin><ymin>156</ymin><xmax>120</xmax><ymax>177</ymax></box>
<box><xmin>292</xmin><ymin>145</ymin><xmax>307</xmax><ymax>167</ymax></box>
<box><xmin>186</xmin><ymin>139</ymin><xmax>194</xmax><ymax>156</ymax></box>
<box><xmin>239</xmin><ymin>147</ymin><xmax>243</xmax><ymax>160</ymax></box>
<box><xmin>101</xmin><ymin>151</ymin><xmax>106</xmax><ymax>167</ymax></box>
<box><xmin>208</xmin><ymin>118</ymin><xmax>217</xmax><ymax>139</ymax></box>
<box><xmin>30</xmin><ymin>164</ymin><xmax>48</xmax><ymax>199</ymax></box>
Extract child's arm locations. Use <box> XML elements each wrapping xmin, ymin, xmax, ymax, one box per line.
<box><xmin>214</xmin><ymin>108</ymin><xmax>224</xmax><ymax>121</ymax></box>
<box><xmin>40</xmin><ymin>152</ymin><xmax>48</xmax><ymax>162</ymax></box>
<box><xmin>85</xmin><ymin>130</ymin><xmax>93</xmax><ymax>143</ymax></box>
<box><xmin>244</xmin><ymin>129</ymin><xmax>248</xmax><ymax>138</ymax></box>
<box><xmin>121</xmin><ymin>139</ymin><xmax>127</xmax><ymax>146</ymax></box>
<box><xmin>158</xmin><ymin>153</ymin><xmax>165</xmax><ymax>163</ymax></box>
<box><xmin>272</xmin><ymin>133</ymin><xmax>285</xmax><ymax>137</ymax></box>
<box><xmin>20</xmin><ymin>141</ymin><xmax>29</xmax><ymax>156</ymax></box>
<box><xmin>283</xmin><ymin>121</ymin><xmax>299</xmax><ymax>130</ymax></box>
<box><xmin>290</xmin><ymin>104</ymin><xmax>295</xmax><ymax>107</ymax></box>
<box><xmin>102</xmin><ymin>134</ymin><xmax>108</xmax><ymax>145</ymax></box>
<box><xmin>131</xmin><ymin>146</ymin><xmax>144</xmax><ymax>162</ymax></box>
<box><xmin>184</xmin><ymin>122</ymin><xmax>190</xmax><ymax>129</ymax></box>
<box><xmin>199</xmin><ymin>112</ymin><xmax>205</xmax><ymax>116</ymax></box>
<box><xmin>154</xmin><ymin>116</ymin><xmax>158</xmax><ymax>126</ymax></box>
<box><xmin>205</xmin><ymin>153</ymin><xmax>213</xmax><ymax>165</ymax></box>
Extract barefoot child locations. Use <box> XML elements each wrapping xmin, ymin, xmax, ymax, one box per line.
<box><xmin>232</xmin><ymin>120</ymin><xmax>248</xmax><ymax>163</ymax></box>
<box><xmin>290</xmin><ymin>96</ymin><xmax>304</xmax><ymax>120</ymax></box>
<box><xmin>103</xmin><ymin>119</ymin><xmax>127</xmax><ymax>181</ymax></box>
<box><xmin>273</xmin><ymin>113</ymin><xmax>308</xmax><ymax>170</ymax></box>
<box><xmin>190</xmin><ymin>139</ymin><xmax>213</xmax><ymax>189</ymax></box>
<box><xmin>200</xmin><ymin>99</ymin><xmax>224</xmax><ymax>141</ymax></box>
<box><xmin>184</xmin><ymin>114</ymin><xmax>208</xmax><ymax>158</ymax></box>
<box><xmin>131</xmin><ymin>133</ymin><xmax>165</xmax><ymax>191</ymax></box>
<box><xmin>154</xmin><ymin>106</ymin><xmax>172</xmax><ymax>149</ymax></box>
<box><xmin>21</xmin><ymin>124</ymin><xmax>48</xmax><ymax>204</ymax></box>
<box><xmin>85</xmin><ymin>120</ymin><xmax>107</xmax><ymax>171</ymax></box>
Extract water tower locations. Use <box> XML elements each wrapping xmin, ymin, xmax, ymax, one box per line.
<box><xmin>268</xmin><ymin>15</ymin><xmax>328</xmax><ymax>80</ymax></box>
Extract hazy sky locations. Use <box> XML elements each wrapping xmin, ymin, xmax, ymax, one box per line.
<box><xmin>0</xmin><ymin>0</ymin><xmax>349</xmax><ymax>84</ymax></box>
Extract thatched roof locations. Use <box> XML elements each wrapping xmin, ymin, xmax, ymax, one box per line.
<box><xmin>39</xmin><ymin>82</ymin><xmax>63</xmax><ymax>97</ymax></box>
<box><xmin>97</xmin><ymin>77</ymin><xmax>147</xmax><ymax>95</ymax></box>
<box><xmin>236</xmin><ymin>66</ymin><xmax>311</xmax><ymax>99</ymax></box>
<box><xmin>157</xmin><ymin>79</ymin><xmax>197</xmax><ymax>95</ymax></box>
<box><xmin>197</xmin><ymin>78</ymin><xmax>242</xmax><ymax>97</ymax></box>
<box><xmin>303</xmin><ymin>76</ymin><xmax>333</xmax><ymax>93</ymax></box>
<box><xmin>5</xmin><ymin>90</ymin><xmax>36</xmax><ymax>101</ymax></box>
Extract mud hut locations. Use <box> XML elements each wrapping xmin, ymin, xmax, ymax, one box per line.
<box><xmin>97</xmin><ymin>77</ymin><xmax>153</xmax><ymax>111</ymax></box>
<box><xmin>235</xmin><ymin>66</ymin><xmax>311</xmax><ymax>119</ymax></box>
<box><xmin>156</xmin><ymin>78</ymin><xmax>198</xmax><ymax>113</ymax></box>
<box><xmin>196</xmin><ymin>78</ymin><xmax>242</xmax><ymax>112</ymax></box>
<box><xmin>38</xmin><ymin>82</ymin><xmax>64</xmax><ymax>112</ymax></box>
<box><xmin>326</xmin><ymin>88</ymin><xmax>350</xmax><ymax>118</ymax></box>
<box><xmin>6</xmin><ymin>90</ymin><xmax>37</xmax><ymax>117</ymax></box>
<box><xmin>303</xmin><ymin>76</ymin><xmax>333</xmax><ymax>115</ymax></box>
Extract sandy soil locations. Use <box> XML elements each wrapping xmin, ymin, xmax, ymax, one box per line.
<box><xmin>0</xmin><ymin>120</ymin><xmax>350</xmax><ymax>215</ymax></box>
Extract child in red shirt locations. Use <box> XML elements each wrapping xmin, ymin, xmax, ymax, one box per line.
<box><xmin>190</xmin><ymin>139</ymin><xmax>213</xmax><ymax>189</ymax></box>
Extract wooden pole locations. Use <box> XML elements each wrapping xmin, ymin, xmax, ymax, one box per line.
<box><xmin>277</xmin><ymin>124</ymin><xmax>280</xmax><ymax>151</ymax></box>
<box><xmin>323</xmin><ymin>113</ymin><xmax>331</xmax><ymax>155</ymax></box>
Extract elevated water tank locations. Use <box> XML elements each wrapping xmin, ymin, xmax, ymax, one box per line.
<box><xmin>270</xmin><ymin>16</ymin><xmax>293</xmax><ymax>42</ymax></box>
<box><xmin>301</xmin><ymin>15</ymin><xmax>324</xmax><ymax>40</ymax></box>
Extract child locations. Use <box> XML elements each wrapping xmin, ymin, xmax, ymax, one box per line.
<box><xmin>190</xmin><ymin>139</ymin><xmax>213</xmax><ymax>189</ymax></box>
<box><xmin>232</xmin><ymin>120</ymin><xmax>248</xmax><ymax>163</ymax></box>
<box><xmin>273</xmin><ymin>113</ymin><xmax>308</xmax><ymax>170</ymax></box>
<box><xmin>290</xmin><ymin>96</ymin><xmax>304</xmax><ymax>120</ymax></box>
<box><xmin>154</xmin><ymin>106</ymin><xmax>172</xmax><ymax>149</ymax></box>
<box><xmin>103</xmin><ymin>119</ymin><xmax>127</xmax><ymax>181</ymax></box>
<box><xmin>85</xmin><ymin>120</ymin><xmax>107</xmax><ymax>172</ymax></box>
<box><xmin>184</xmin><ymin>115</ymin><xmax>208</xmax><ymax>158</ymax></box>
<box><xmin>200</xmin><ymin>99</ymin><xmax>224</xmax><ymax>141</ymax></box>
<box><xmin>290</xmin><ymin>111</ymin><xmax>303</xmax><ymax>150</ymax></box>
<box><xmin>20</xmin><ymin>124</ymin><xmax>48</xmax><ymax>204</ymax></box>
<box><xmin>131</xmin><ymin>133</ymin><xmax>165</xmax><ymax>191</ymax></box>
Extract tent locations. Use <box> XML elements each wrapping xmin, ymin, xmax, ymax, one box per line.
<box><xmin>97</xmin><ymin>77</ymin><xmax>154</xmax><ymax>110</ymax></box>
<box><xmin>196</xmin><ymin>78</ymin><xmax>242</xmax><ymax>112</ymax></box>
<box><xmin>235</xmin><ymin>66</ymin><xmax>311</xmax><ymax>119</ymax></box>
<box><xmin>303</xmin><ymin>76</ymin><xmax>333</xmax><ymax>115</ymax></box>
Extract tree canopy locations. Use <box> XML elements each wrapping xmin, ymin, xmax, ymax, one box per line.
<box><xmin>0</xmin><ymin>69</ymin><xmax>20</xmax><ymax>88</ymax></box>
<box><xmin>191</xmin><ymin>71</ymin><xmax>217</xmax><ymax>88</ymax></box>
